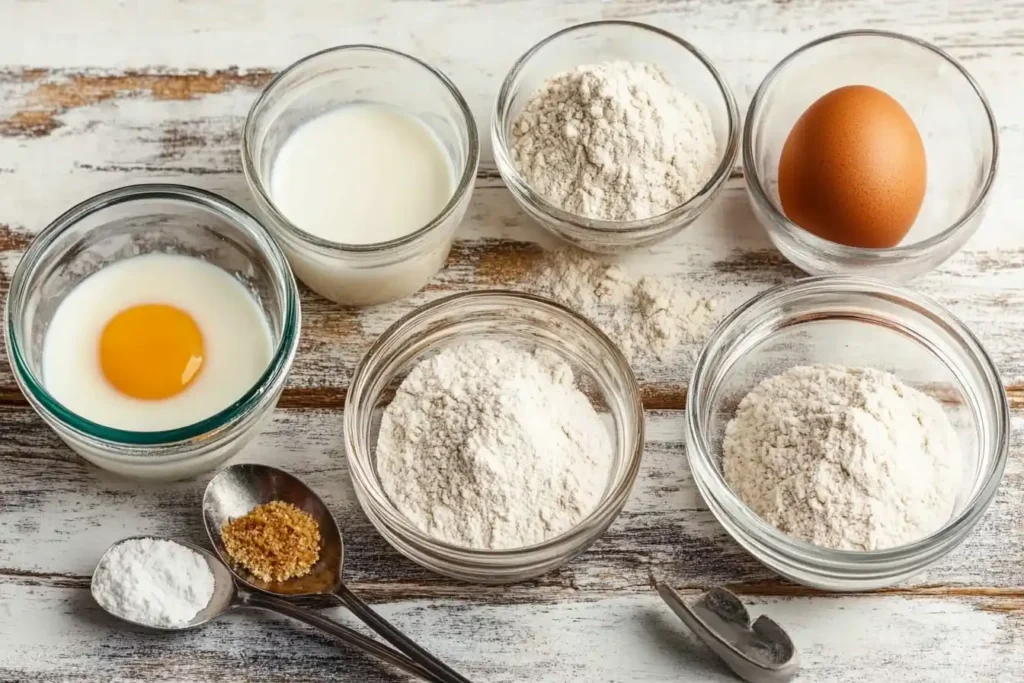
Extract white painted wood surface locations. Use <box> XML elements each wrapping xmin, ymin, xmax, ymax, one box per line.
<box><xmin>1</xmin><ymin>1</ymin><xmax>1022</xmax><ymax>680</ymax></box>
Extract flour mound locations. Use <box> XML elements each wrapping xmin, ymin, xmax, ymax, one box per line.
<box><xmin>376</xmin><ymin>340</ymin><xmax>613</xmax><ymax>550</ymax></box>
<box><xmin>531</xmin><ymin>249</ymin><xmax>718</xmax><ymax>364</ymax></box>
<box><xmin>511</xmin><ymin>61</ymin><xmax>718</xmax><ymax>221</ymax></box>
<box><xmin>722</xmin><ymin>365</ymin><xmax>962</xmax><ymax>551</ymax></box>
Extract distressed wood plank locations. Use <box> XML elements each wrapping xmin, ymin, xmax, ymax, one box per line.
<box><xmin>1</xmin><ymin>584</ymin><xmax>1020</xmax><ymax>682</ymax></box>
<box><xmin>2</xmin><ymin>408</ymin><xmax>1021</xmax><ymax>595</ymax></box>
<box><xmin>0</xmin><ymin>68</ymin><xmax>273</xmax><ymax>138</ymax></box>
<box><xmin>3</xmin><ymin>0</ymin><xmax>1024</xmax><ymax>71</ymax></box>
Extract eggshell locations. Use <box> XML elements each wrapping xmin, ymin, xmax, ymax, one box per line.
<box><xmin>777</xmin><ymin>85</ymin><xmax>927</xmax><ymax>249</ymax></box>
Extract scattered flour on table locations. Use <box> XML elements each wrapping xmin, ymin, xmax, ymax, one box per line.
<box><xmin>510</xmin><ymin>61</ymin><xmax>719</xmax><ymax>221</ymax></box>
<box><xmin>722</xmin><ymin>365</ymin><xmax>962</xmax><ymax>551</ymax></box>
<box><xmin>92</xmin><ymin>538</ymin><xmax>215</xmax><ymax>628</ymax></box>
<box><xmin>376</xmin><ymin>339</ymin><xmax>612</xmax><ymax>550</ymax></box>
<box><xmin>529</xmin><ymin>248</ymin><xmax>719</xmax><ymax>364</ymax></box>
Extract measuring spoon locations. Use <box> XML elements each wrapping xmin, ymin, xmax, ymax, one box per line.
<box><xmin>657</xmin><ymin>583</ymin><xmax>799</xmax><ymax>683</ymax></box>
<box><xmin>92</xmin><ymin>537</ymin><xmax>438</xmax><ymax>681</ymax></box>
<box><xmin>202</xmin><ymin>463</ymin><xmax>473</xmax><ymax>683</ymax></box>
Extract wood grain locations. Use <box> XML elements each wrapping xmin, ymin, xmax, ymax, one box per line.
<box><xmin>1</xmin><ymin>409</ymin><xmax>1022</xmax><ymax>596</ymax></box>
<box><xmin>2</xmin><ymin>585</ymin><xmax>1021</xmax><ymax>683</ymax></box>
<box><xmin>1</xmin><ymin>0</ymin><xmax>1023</xmax><ymax>680</ymax></box>
<box><xmin>0</xmin><ymin>68</ymin><xmax>273</xmax><ymax>138</ymax></box>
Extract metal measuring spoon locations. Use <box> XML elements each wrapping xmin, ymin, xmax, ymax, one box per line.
<box><xmin>202</xmin><ymin>463</ymin><xmax>473</xmax><ymax>683</ymax></box>
<box><xmin>92</xmin><ymin>537</ymin><xmax>438</xmax><ymax>681</ymax></box>
<box><xmin>657</xmin><ymin>583</ymin><xmax>799</xmax><ymax>683</ymax></box>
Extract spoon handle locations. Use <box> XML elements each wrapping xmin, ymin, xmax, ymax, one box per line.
<box><xmin>240</xmin><ymin>591</ymin><xmax>441</xmax><ymax>682</ymax></box>
<box><xmin>333</xmin><ymin>584</ymin><xmax>474</xmax><ymax>683</ymax></box>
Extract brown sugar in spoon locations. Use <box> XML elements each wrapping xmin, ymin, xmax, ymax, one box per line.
<box><xmin>203</xmin><ymin>463</ymin><xmax>473</xmax><ymax>683</ymax></box>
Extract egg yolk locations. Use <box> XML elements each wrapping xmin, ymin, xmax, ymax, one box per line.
<box><xmin>99</xmin><ymin>304</ymin><xmax>204</xmax><ymax>400</ymax></box>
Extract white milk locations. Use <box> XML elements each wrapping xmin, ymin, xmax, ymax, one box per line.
<box><xmin>270</xmin><ymin>103</ymin><xmax>455</xmax><ymax>245</ymax></box>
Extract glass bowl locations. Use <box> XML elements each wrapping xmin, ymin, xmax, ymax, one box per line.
<box><xmin>4</xmin><ymin>184</ymin><xmax>301</xmax><ymax>480</ymax></box>
<box><xmin>343</xmin><ymin>290</ymin><xmax>645</xmax><ymax>583</ymax></box>
<box><xmin>492</xmin><ymin>20</ymin><xmax>739</xmax><ymax>253</ymax></box>
<box><xmin>243</xmin><ymin>45</ymin><xmax>479</xmax><ymax>307</ymax></box>
<box><xmin>744</xmin><ymin>30</ymin><xmax>999</xmax><ymax>281</ymax></box>
<box><xmin>686</xmin><ymin>276</ymin><xmax>1009</xmax><ymax>590</ymax></box>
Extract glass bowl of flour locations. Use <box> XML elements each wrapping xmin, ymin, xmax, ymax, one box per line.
<box><xmin>492</xmin><ymin>20</ymin><xmax>740</xmax><ymax>253</ymax></box>
<box><xmin>343</xmin><ymin>290</ymin><xmax>645</xmax><ymax>583</ymax></box>
<box><xmin>686</xmin><ymin>276</ymin><xmax>1009</xmax><ymax>591</ymax></box>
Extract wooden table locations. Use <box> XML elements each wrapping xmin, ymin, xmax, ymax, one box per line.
<box><xmin>1</xmin><ymin>1</ymin><xmax>1021</xmax><ymax>680</ymax></box>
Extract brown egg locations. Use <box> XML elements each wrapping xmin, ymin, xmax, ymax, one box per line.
<box><xmin>777</xmin><ymin>85</ymin><xmax>927</xmax><ymax>249</ymax></box>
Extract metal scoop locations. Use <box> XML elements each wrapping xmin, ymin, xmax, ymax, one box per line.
<box><xmin>92</xmin><ymin>537</ymin><xmax>439</xmax><ymax>680</ymax></box>
<box><xmin>657</xmin><ymin>583</ymin><xmax>799</xmax><ymax>683</ymax></box>
<box><xmin>202</xmin><ymin>463</ymin><xmax>472</xmax><ymax>683</ymax></box>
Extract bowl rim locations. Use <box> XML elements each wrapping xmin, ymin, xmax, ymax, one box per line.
<box><xmin>742</xmin><ymin>29</ymin><xmax>1000</xmax><ymax>260</ymax></box>
<box><xmin>491</xmin><ymin>19</ymin><xmax>741</xmax><ymax>234</ymax></box>
<box><xmin>686</xmin><ymin>275</ymin><xmax>1010</xmax><ymax>567</ymax></box>
<box><xmin>241</xmin><ymin>43</ymin><xmax>480</xmax><ymax>256</ymax></box>
<box><xmin>5</xmin><ymin>183</ymin><xmax>302</xmax><ymax>449</ymax></box>
<box><xmin>343</xmin><ymin>289</ymin><xmax>646</xmax><ymax>562</ymax></box>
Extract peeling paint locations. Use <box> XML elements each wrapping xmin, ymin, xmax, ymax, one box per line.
<box><xmin>0</xmin><ymin>68</ymin><xmax>273</xmax><ymax>138</ymax></box>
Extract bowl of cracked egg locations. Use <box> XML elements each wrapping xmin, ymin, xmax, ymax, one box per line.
<box><xmin>343</xmin><ymin>290</ymin><xmax>645</xmax><ymax>583</ymax></box>
<box><xmin>686</xmin><ymin>276</ymin><xmax>1009</xmax><ymax>591</ymax></box>
<box><xmin>5</xmin><ymin>184</ymin><xmax>301</xmax><ymax>480</ymax></box>
<box><xmin>492</xmin><ymin>20</ymin><xmax>740</xmax><ymax>252</ymax></box>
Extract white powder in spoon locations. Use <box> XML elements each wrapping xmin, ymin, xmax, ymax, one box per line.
<box><xmin>92</xmin><ymin>538</ymin><xmax>215</xmax><ymax>628</ymax></box>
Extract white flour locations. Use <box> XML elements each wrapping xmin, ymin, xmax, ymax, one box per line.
<box><xmin>376</xmin><ymin>339</ymin><xmax>612</xmax><ymax>549</ymax></box>
<box><xmin>530</xmin><ymin>249</ymin><xmax>718</xmax><ymax>364</ymax></box>
<box><xmin>722</xmin><ymin>365</ymin><xmax>962</xmax><ymax>551</ymax></box>
<box><xmin>511</xmin><ymin>61</ymin><xmax>718</xmax><ymax>221</ymax></box>
<box><xmin>92</xmin><ymin>538</ymin><xmax>215</xmax><ymax>628</ymax></box>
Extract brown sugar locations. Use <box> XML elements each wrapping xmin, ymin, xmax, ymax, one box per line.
<box><xmin>221</xmin><ymin>500</ymin><xmax>321</xmax><ymax>582</ymax></box>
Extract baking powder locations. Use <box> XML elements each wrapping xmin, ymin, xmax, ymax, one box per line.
<box><xmin>92</xmin><ymin>538</ymin><xmax>216</xmax><ymax>628</ymax></box>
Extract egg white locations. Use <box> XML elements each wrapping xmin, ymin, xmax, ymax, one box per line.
<box><xmin>42</xmin><ymin>253</ymin><xmax>274</xmax><ymax>432</ymax></box>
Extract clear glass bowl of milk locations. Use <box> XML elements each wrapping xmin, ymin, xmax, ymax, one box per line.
<box><xmin>243</xmin><ymin>45</ymin><xmax>480</xmax><ymax>307</ymax></box>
